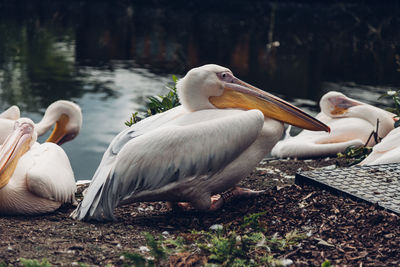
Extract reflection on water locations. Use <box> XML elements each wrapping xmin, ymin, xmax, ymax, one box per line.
<box><xmin>0</xmin><ymin>1</ymin><xmax>399</xmax><ymax>179</ymax></box>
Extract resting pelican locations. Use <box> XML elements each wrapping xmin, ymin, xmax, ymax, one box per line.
<box><xmin>359</xmin><ymin>126</ymin><xmax>400</xmax><ymax>165</ymax></box>
<box><xmin>71</xmin><ymin>64</ymin><xmax>329</xmax><ymax>221</ymax></box>
<box><xmin>0</xmin><ymin>105</ymin><xmax>20</xmax><ymax>120</ymax></box>
<box><xmin>271</xmin><ymin>91</ymin><xmax>395</xmax><ymax>158</ymax></box>
<box><xmin>0</xmin><ymin>100</ymin><xmax>82</xmax><ymax>145</ymax></box>
<box><xmin>0</xmin><ymin>118</ymin><xmax>76</xmax><ymax>215</ymax></box>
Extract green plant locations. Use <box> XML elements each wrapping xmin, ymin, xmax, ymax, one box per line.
<box><xmin>121</xmin><ymin>232</ymin><xmax>175</xmax><ymax>266</ymax></box>
<box><xmin>144</xmin><ymin>232</ymin><xmax>167</xmax><ymax>263</ymax></box>
<box><xmin>125</xmin><ymin>75</ymin><xmax>180</xmax><ymax>127</ymax></box>
<box><xmin>337</xmin><ymin>145</ymin><xmax>373</xmax><ymax>166</ymax></box>
<box><xmin>321</xmin><ymin>259</ymin><xmax>333</xmax><ymax>267</ymax></box>
<box><xmin>121</xmin><ymin>252</ymin><xmax>148</xmax><ymax>267</ymax></box>
<box><xmin>19</xmin><ymin>258</ymin><xmax>51</xmax><ymax>267</ymax></box>
<box><xmin>241</xmin><ymin>211</ymin><xmax>267</xmax><ymax>231</ymax></box>
<box><xmin>124</xmin><ymin>112</ymin><xmax>142</xmax><ymax>127</ymax></box>
<box><xmin>147</xmin><ymin>75</ymin><xmax>180</xmax><ymax>116</ymax></box>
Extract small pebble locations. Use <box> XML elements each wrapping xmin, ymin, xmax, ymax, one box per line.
<box><xmin>281</xmin><ymin>259</ymin><xmax>293</xmax><ymax>266</ymax></box>
<box><xmin>209</xmin><ymin>224</ymin><xmax>223</xmax><ymax>231</ymax></box>
<box><xmin>162</xmin><ymin>231</ymin><xmax>170</xmax><ymax>236</ymax></box>
<box><xmin>139</xmin><ymin>246</ymin><xmax>150</xmax><ymax>253</ymax></box>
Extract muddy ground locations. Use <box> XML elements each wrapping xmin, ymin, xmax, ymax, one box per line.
<box><xmin>0</xmin><ymin>158</ymin><xmax>399</xmax><ymax>266</ymax></box>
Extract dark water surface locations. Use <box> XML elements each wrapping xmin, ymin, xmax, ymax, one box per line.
<box><xmin>0</xmin><ymin>1</ymin><xmax>399</xmax><ymax>179</ymax></box>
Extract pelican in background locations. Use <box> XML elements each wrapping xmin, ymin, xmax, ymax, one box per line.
<box><xmin>0</xmin><ymin>105</ymin><xmax>20</xmax><ymax>120</ymax></box>
<box><xmin>0</xmin><ymin>118</ymin><xmax>76</xmax><ymax>215</ymax></box>
<box><xmin>0</xmin><ymin>100</ymin><xmax>82</xmax><ymax>145</ymax></box>
<box><xmin>271</xmin><ymin>91</ymin><xmax>395</xmax><ymax>158</ymax></box>
<box><xmin>71</xmin><ymin>64</ymin><xmax>329</xmax><ymax>221</ymax></box>
<box><xmin>359</xmin><ymin>126</ymin><xmax>400</xmax><ymax>165</ymax></box>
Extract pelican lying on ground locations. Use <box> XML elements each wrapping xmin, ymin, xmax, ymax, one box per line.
<box><xmin>271</xmin><ymin>91</ymin><xmax>395</xmax><ymax>158</ymax></box>
<box><xmin>71</xmin><ymin>64</ymin><xmax>329</xmax><ymax>221</ymax></box>
<box><xmin>0</xmin><ymin>100</ymin><xmax>82</xmax><ymax>145</ymax></box>
<box><xmin>359</xmin><ymin>126</ymin><xmax>400</xmax><ymax>165</ymax></box>
<box><xmin>0</xmin><ymin>105</ymin><xmax>20</xmax><ymax>120</ymax></box>
<box><xmin>0</xmin><ymin>118</ymin><xmax>76</xmax><ymax>215</ymax></box>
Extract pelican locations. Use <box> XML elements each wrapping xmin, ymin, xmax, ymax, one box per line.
<box><xmin>71</xmin><ymin>64</ymin><xmax>329</xmax><ymax>221</ymax></box>
<box><xmin>0</xmin><ymin>105</ymin><xmax>20</xmax><ymax>120</ymax></box>
<box><xmin>359</xmin><ymin>126</ymin><xmax>400</xmax><ymax>165</ymax></box>
<box><xmin>271</xmin><ymin>91</ymin><xmax>395</xmax><ymax>158</ymax></box>
<box><xmin>0</xmin><ymin>118</ymin><xmax>76</xmax><ymax>215</ymax></box>
<box><xmin>0</xmin><ymin>100</ymin><xmax>82</xmax><ymax>145</ymax></box>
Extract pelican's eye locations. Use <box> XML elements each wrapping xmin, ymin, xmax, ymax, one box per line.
<box><xmin>217</xmin><ymin>71</ymin><xmax>234</xmax><ymax>83</ymax></box>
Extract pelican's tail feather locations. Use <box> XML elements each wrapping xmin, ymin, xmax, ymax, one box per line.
<box><xmin>70</xmin><ymin>163</ymin><xmax>117</xmax><ymax>221</ymax></box>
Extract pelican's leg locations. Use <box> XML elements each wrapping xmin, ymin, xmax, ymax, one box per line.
<box><xmin>209</xmin><ymin>187</ymin><xmax>265</xmax><ymax>211</ymax></box>
<box><xmin>167</xmin><ymin>187</ymin><xmax>264</xmax><ymax>211</ymax></box>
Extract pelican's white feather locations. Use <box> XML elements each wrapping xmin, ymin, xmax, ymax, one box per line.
<box><xmin>25</xmin><ymin>143</ymin><xmax>76</xmax><ymax>203</ymax></box>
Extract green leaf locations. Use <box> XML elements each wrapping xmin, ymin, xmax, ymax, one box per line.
<box><xmin>125</xmin><ymin>75</ymin><xmax>181</xmax><ymax>126</ymax></box>
<box><xmin>321</xmin><ymin>260</ymin><xmax>332</xmax><ymax>267</ymax></box>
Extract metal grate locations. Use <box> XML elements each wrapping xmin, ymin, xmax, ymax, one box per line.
<box><xmin>295</xmin><ymin>163</ymin><xmax>400</xmax><ymax>215</ymax></box>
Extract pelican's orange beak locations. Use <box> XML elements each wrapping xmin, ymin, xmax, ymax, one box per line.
<box><xmin>0</xmin><ymin>121</ymin><xmax>34</xmax><ymax>189</ymax></box>
<box><xmin>46</xmin><ymin>114</ymin><xmax>76</xmax><ymax>145</ymax></box>
<box><xmin>209</xmin><ymin>72</ymin><xmax>330</xmax><ymax>132</ymax></box>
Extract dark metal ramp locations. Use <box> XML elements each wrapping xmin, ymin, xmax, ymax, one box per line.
<box><xmin>295</xmin><ymin>163</ymin><xmax>400</xmax><ymax>215</ymax></box>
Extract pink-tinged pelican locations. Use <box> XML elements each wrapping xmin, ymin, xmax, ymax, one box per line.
<box><xmin>71</xmin><ymin>64</ymin><xmax>329</xmax><ymax>221</ymax></box>
<box><xmin>0</xmin><ymin>118</ymin><xmax>76</xmax><ymax>215</ymax></box>
<box><xmin>0</xmin><ymin>100</ymin><xmax>82</xmax><ymax>145</ymax></box>
<box><xmin>0</xmin><ymin>105</ymin><xmax>20</xmax><ymax>120</ymax></box>
<box><xmin>359</xmin><ymin>126</ymin><xmax>400</xmax><ymax>165</ymax></box>
<box><xmin>271</xmin><ymin>91</ymin><xmax>395</xmax><ymax>158</ymax></box>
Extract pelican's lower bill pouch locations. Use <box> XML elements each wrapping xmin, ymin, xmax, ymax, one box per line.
<box><xmin>295</xmin><ymin>163</ymin><xmax>400</xmax><ymax>215</ymax></box>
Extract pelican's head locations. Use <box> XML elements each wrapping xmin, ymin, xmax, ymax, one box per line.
<box><xmin>177</xmin><ymin>64</ymin><xmax>330</xmax><ymax>132</ymax></box>
<box><xmin>0</xmin><ymin>119</ymin><xmax>36</xmax><ymax>189</ymax></box>
<box><xmin>319</xmin><ymin>91</ymin><xmax>363</xmax><ymax>117</ymax></box>
<box><xmin>38</xmin><ymin>100</ymin><xmax>83</xmax><ymax>145</ymax></box>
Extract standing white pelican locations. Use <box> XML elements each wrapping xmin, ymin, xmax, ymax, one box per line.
<box><xmin>0</xmin><ymin>118</ymin><xmax>76</xmax><ymax>215</ymax></box>
<box><xmin>271</xmin><ymin>91</ymin><xmax>395</xmax><ymax>158</ymax></box>
<box><xmin>71</xmin><ymin>64</ymin><xmax>329</xmax><ymax>221</ymax></box>
<box><xmin>0</xmin><ymin>100</ymin><xmax>82</xmax><ymax>145</ymax></box>
<box><xmin>359</xmin><ymin>126</ymin><xmax>400</xmax><ymax>165</ymax></box>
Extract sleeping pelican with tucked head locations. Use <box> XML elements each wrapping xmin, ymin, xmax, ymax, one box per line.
<box><xmin>0</xmin><ymin>100</ymin><xmax>82</xmax><ymax>146</ymax></box>
<box><xmin>271</xmin><ymin>91</ymin><xmax>395</xmax><ymax>158</ymax></box>
<box><xmin>71</xmin><ymin>64</ymin><xmax>329</xmax><ymax>221</ymax></box>
<box><xmin>0</xmin><ymin>118</ymin><xmax>76</xmax><ymax>215</ymax></box>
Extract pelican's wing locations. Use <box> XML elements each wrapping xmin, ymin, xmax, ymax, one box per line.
<box><xmin>25</xmin><ymin>143</ymin><xmax>76</xmax><ymax>203</ymax></box>
<box><xmin>0</xmin><ymin>106</ymin><xmax>20</xmax><ymax>120</ymax></box>
<box><xmin>72</xmin><ymin>109</ymin><xmax>264</xmax><ymax>221</ymax></box>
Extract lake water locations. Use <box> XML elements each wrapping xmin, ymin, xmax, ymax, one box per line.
<box><xmin>0</xmin><ymin>1</ymin><xmax>399</xmax><ymax>179</ymax></box>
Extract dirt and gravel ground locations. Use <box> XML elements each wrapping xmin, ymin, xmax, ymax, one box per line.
<box><xmin>1</xmin><ymin>157</ymin><xmax>399</xmax><ymax>266</ymax></box>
